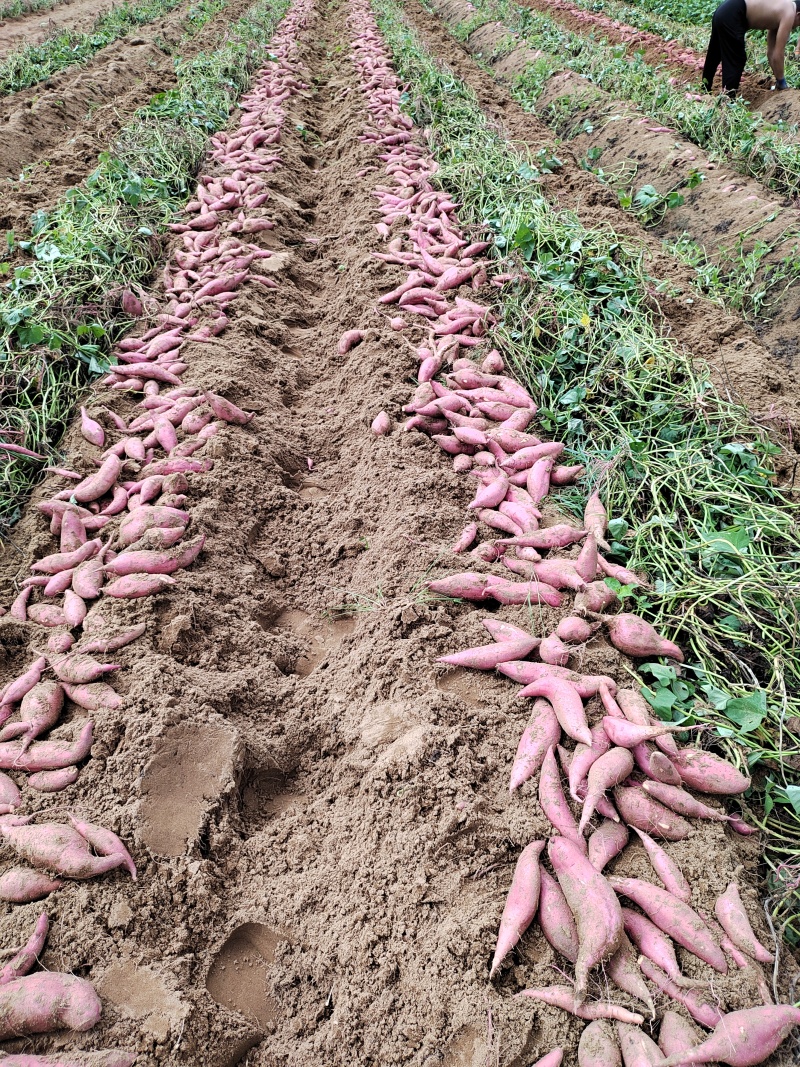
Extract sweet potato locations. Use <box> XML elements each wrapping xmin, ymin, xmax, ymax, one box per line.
<box><xmin>118</xmin><ymin>506</ymin><xmax>189</xmax><ymax>546</ymax></box>
<box><xmin>609</xmin><ymin>876</ymin><xmax>727</xmax><ymax>972</ymax></box>
<box><xmin>539</xmin><ymin>748</ymin><xmax>585</xmax><ymax>851</ymax></box>
<box><xmin>658</xmin><ymin>1011</ymin><xmax>703</xmax><ymax>1064</ymax></box>
<box><xmin>9</xmin><ymin>586</ymin><xmax>32</xmax><ymax>622</ymax></box>
<box><xmin>0</xmin><ymin>770</ymin><xmax>20</xmax><ymax>814</ymax></box>
<box><xmin>60</xmin><ymin>511</ymin><xmax>87</xmax><ymax>554</ymax></box>
<box><xmin>487</xmin><ymin>577</ymin><xmax>562</xmax><ymax>608</ymax></box>
<box><xmin>640</xmin><ymin>958</ymin><xmax>723</xmax><ymax>1028</ymax></box>
<box><xmin>531</xmin><ymin>1053</ymin><xmax>563</xmax><ymax>1067</ymax></box>
<box><xmin>498</xmin><ymin>524</ymin><xmax>585</xmax><ymax>550</ymax></box>
<box><xmin>27</xmin><ymin>605</ymin><xmax>68</xmax><ymax>628</ymax></box>
<box><xmin>602</xmin><ymin>718</ymin><xmax>693</xmax><ymax>750</ymax></box>
<box><xmin>483</xmin><ymin>619</ymin><xmax>534</xmax><ymax>644</ymax></box>
<box><xmin>589</xmin><ymin>820</ymin><xmax>628</xmax><ymax>871</ymax></box>
<box><xmin>549</xmin><ymin>836</ymin><xmax>624</xmax><ymax>1002</ymax></box>
<box><xmin>102</xmin><ymin>572</ymin><xmax>177</xmax><ymax>598</ymax></box>
<box><xmin>50</xmin><ymin>655</ymin><xmax>118</xmax><ymax>686</ymax></box>
<box><xmin>584</xmin><ymin>492</ymin><xmax>610</xmax><ymax>552</ymax></box>
<box><xmin>634</xmin><ymin>745</ymin><xmax>682</xmax><ymax>787</ymax></box>
<box><xmin>640</xmin><ymin>781</ymin><xmax>728</xmax><ymax>822</ymax></box>
<box><xmin>533</xmin><ymin>559</ymin><xmax>586</xmax><ymax>592</ymax></box>
<box><xmin>509</xmin><ymin>699</ymin><xmax>561</xmax><ymax>792</ymax></box>
<box><xmin>438</xmin><ymin>637</ymin><xmax>538</xmax><ymax>670</ymax></box>
<box><xmin>68</xmin><ymin>815</ymin><xmax>136</xmax><ymax>880</ymax></box>
<box><xmin>0</xmin><ymin>911</ymin><xmax>48</xmax><ymax>985</ymax></box>
<box><xmin>539</xmin><ymin>633</ymin><xmax>571</xmax><ymax>667</ymax></box>
<box><xmin>31</xmin><ymin>541</ymin><xmax>101</xmax><ymax>576</ymax></box>
<box><xmin>371</xmin><ymin>411</ymin><xmax>391</xmax><ymax>435</ymax></box>
<box><xmin>622</xmin><ymin>908</ymin><xmax>696</xmax><ymax>988</ymax></box>
<box><xmin>579</xmin><ymin>748</ymin><xmax>634</xmax><ymax>834</ymax></box>
<box><xmin>567</xmin><ymin>725</ymin><xmax>611</xmax><ymax>801</ymax></box>
<box><xmin>79</xmin><ymin>623</ymin><xmax>145</xmax><ymax>655</ymax></box>
<box><xmin>427</xmin><ymin>573</ymin><xmax>491</xmax><ymax>600</ymax></box>
<box><xmin>0</xmin><ymin>817</ymin><xmax>131</xmax><ymax>880</ymax></box>
<box><xmin>575</xmin><ymin>533</ymin><xmax>598</xmax><ymax>583</ymax></box>
<box><xmin>490</xmin><ymin>839</ymin><xmax>545</xmax><ymax>976</ymax></box>
<box><xmin>1</xmin><ymin>658</ymin><xmax>47</xmax><ymax>708</ymax></box>
<box><xmin>631</xmin><ymin>827</ymin><xmax>690</xmax><ymax>903</ymax></box>
<box><xmin>519</xmin><ymin>676</ymin><xmax>591</xmax><ymax>746</ymax></box>
<box><xmin>578</xmin><ymin>1020</ymin><xmax>622</xmax><ymax>1067</ymax></box>
<box><xmin>0</xmin><ymin>681</ymin><xmax>63</xmax><ymax>747</ymax></box>
<box><xmin>0</xmin><ymin>971</ymin><xmax>101</xmax><ymax>1037</ymax></box>
<box><xmin>60</xmin><ymin>682</ymin><xmax>121</xmax><ymax>712</ymax></box>
<box><xmin>617</xmin><ymin>1023</ymin><xmax>662</xmax><ymax>1067</ymax></box>
<box><xmin>29</xmin><ymin>767</ymin><xmax>79</xmax><ymax>792</ymax></box>
<box><xmin>0</xmin><ymin>720</ymin><xmax>93</xmax><ymax>771</ymax></box>
<box><xmin>671</xmin><ymin>749</ymin><xmax>751</xmax><ymax>795</ymax></box>
<box><xmin>607</xmin><ymin>935</ymin><xmax>654</xmax><ymax>1015</ymax></box>
<box><xmin>614</xmin><ymin>785</ymin><xmax>693</xmax><ymax>840</ymax></box>
<box><xmin>469</xmin><ymin>473</ymin><xmax>508</xmax><ymax>510</ymax></box>
<box><xmin>574</xmin><ymin>581</ymin><xmax>618</xmax><ymax>614</ymax></box>
<box><xmin>537</xmin><ymin>866</ymin><xmax>579</xmax><ymax>962</ymax></box>
<box><xmin>80</xmin><ymin>408</ymin><xmax>105</xmax><ymax>448</ymax></box>
<box><xmin>104</xmin><ymin>533</ymin><xmax>204</xmax><ymax>577</ymax></box>
<box><xmin>714</xmin><ymin>883</ymin><xmax>774</xmax><ymax>964</ymax></box>
<box><xmin>519</xmin><ymin>985</ymin><xmax>643</xmax><ymax>1025</ymax></box>
<box><xmin>556</xmin><ymin>616</ymin><xmax>597</xmax><ymax>644</ymax></box>
<box><xmin>603</xmin><ymin>613</ymin><xmax>683</xmax><ymax>662</ymax></box>
<box><xmin>0</xmin><ymin>867</ymin><xmax>62</xmax><ymax>903</ymax></box>
<box><xmin>616</xmin><ymin>689</ymin><xmax>679</xmax><ymax>757</ymax></box>
<box><xmin>452</xmin><ymin>523</ymin><xmax>477</xmax><ymax>553</ymax></box>
<box><xmin>71</xmin><ymin>456</ymin><xmax>122</xmax><ymax>504</ymax></box>
<box><xmin>653</xmin><ymin>1005</ymin><xmax>800</xmax><ymax>1066</ymax></box>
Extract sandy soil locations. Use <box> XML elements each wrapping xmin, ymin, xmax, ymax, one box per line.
<box><xmin>0</xmin><ymin>0</ymin><xmax>117</xmax><ymax>61</ymax></box>
<box><xmin>0</xmin><ymin>0</ymin><xmax>795</xmax><ymax>1062</ymax></box>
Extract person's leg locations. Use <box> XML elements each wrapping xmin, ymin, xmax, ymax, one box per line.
<box><xmin>719</xmin><ymin>27</ymin><xmax>747</xmax><ymax>93</ymax></box>
<box><xmin>702</xmin><ymin>21</ymin><xmax>722</xmax><ymax>89</ymax></box>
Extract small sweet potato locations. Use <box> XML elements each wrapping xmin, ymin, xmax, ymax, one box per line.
<box><xmin>509</xmin><ymin>699</ymin><xmax>561</xmax><ymax>792</ymax></box>
<box><xmin>617</xmin><ymin>1023</ymin><xmax>663</xmax><ymax>1067</ymax></box>
<box><xmin>0</xmin><ymin>867</ymin><xmax>62</xmax><ymax>903</ymax></box>
<box><xmin>539</xmin><ymin>748</ymin><xmax>584</xmax><ymax>852</ymax></box>
<box><xmin>538</xmin><ymin>866</ymin><xmax>579</xmax><ymax>962</ymax></box>
<box><xmin>490</xmin><ymin>839</ymin><xmax>545</xmax><ymax>976</ymax></box>
<box><xmin>0</xmin><ymin>971</ymin><xmax>101</xmax><ymax>1037</ymax></box>
<box><xmin>613</xmin><ymin>786</ymin><xmax>693</xmax><ymax>841</ymax></box>
<box><xmin>578</xmin><ymin>1020</ymin><xmax>621</xmax><ymax>1067</ymax></box>
<box><xmin>714</xmin><ymin>882</ymin><xmax>774</xmax><ymax>965</ymax></box>
<box><xmin>579</xmin><ymin>748</ymin><xmax>634</xmax><ymax>834</ymax></box>
<box><xmin>631</xmin><ymin>827</ymin><xmax>690</xmax><ymax>903</ymax></box>
<box><xmin>639</xmin><ymin>957</ymin><xmax>723</xmax><ymax>1029</ymax></box>
<box><xmin>519</xmin><ymin>676</ymin><xmax>591</xmax><ymax>746</ymax></box>
<box><xmin>609</xmin><ymin>876</ymin><xmax>727</xmax><ymax>973</ymax></box>
<box><xmin>658</xmin><ymin>1011</ymin><xmax>703</xmax><ymax>1063</ymax></box>
<box><xmin>28</xmin><ymin>767</ymin><xmax>79</xmax><ymax>792</ymax></box>
<box><xmin>519</xmin><ymin>985</ymin><xmax>642</xmax><ymax>1025</ymax></box>
<box><xmin>671</xmin><ymin>748</ymin><xmax>751</xmax><ymax>795</ymax></box>
<box><xmin>588</xmin><ymin>820</ymin><xmax>628</xmax><ymax>871</ymax></box>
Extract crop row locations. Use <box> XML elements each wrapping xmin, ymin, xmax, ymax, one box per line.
<box><xmin>345</xmin><ymin>0</ymin><xmax>800</xmax><ymax>1057</ymax></box>
<box><xmin>0</xmin><ymin>0</ymin><xmax>312</xmax><ymax>1053</ymax></box>
<box><xmin>0</xmin><ymin>0</ymin><xmax>293</xmax><ymax>532</ymax></box>
<box><xmin>452</xmin><ymin>0</ymin><xmax>800</xmax><ymax>197</ymax></box>
<box><xmin>376</xmin><ymin>0</ymin><xmax>800</xmax><ymax>932</ymax></box>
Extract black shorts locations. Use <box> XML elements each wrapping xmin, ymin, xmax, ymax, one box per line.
<box><xmin>702</xmin><ymin>0</ymin><xmax>748</xmax><ymax>93</ymax></box>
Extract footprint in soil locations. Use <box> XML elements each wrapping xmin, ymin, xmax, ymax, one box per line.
<box><xmin>241</xmin><ymin>767</ymin><xmax>306</xmax><ymax>824</ymax></box>
<box><xmin>436</xmin><ymin>666</ymin><xmax>506</xmax><ymax>707</ymax></box>
<box><xmin>261</xmin><ymin>608</ymin><xmax>356</xmax><ymax>676</ymax></box>
<box><xmin>138</xmin><ymin>720</ymin><xmax>239</xmax><ymax>857</ymax></box>
<box><xmin>206</xmin><ymin>922</ymin><xmax>286</xmax><ymax>1028</ymax></box>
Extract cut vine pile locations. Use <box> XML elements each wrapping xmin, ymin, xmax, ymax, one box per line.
<box><xmin>0</xmin><ymin>0</ymin><xmax>799</xmax><ymax>1062</ymax></box>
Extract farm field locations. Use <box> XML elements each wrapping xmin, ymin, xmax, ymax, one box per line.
<box><xmin>0</xmin><ymin>0</ymin><xmax>799</xmax><ymax>1061</ymax></box>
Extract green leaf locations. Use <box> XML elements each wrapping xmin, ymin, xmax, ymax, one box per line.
<box><xmin>783</xmin><ymin>785</ymin><xmax>800</xmax><ymax>815</ymax></box>
<box><xmin>640</xmin><ymin>662</ymin><xmax>677</xmax><ymax>685</ymax></box>
<box><xmin>723</xmin><ymin>690</ymin><xmax>766</xmax><ymax>733</ymax></box>
<box><xmin>607</xmin><ymin>517</ymin><xmax>629</xmax><ymax>539</ymax></box>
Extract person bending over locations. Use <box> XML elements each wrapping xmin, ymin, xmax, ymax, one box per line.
<box><xmin>702</xmin><ymin>0</ymin><xmax>800</xmax><ymax>95</ymax></box>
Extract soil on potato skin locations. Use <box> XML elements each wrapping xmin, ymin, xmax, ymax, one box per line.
<box><xmin>411</xmin><ymin>0</ymin><xmax>800</xmax><ymax>441</ymax></box>
<box><xmin>0</xmin><ymin>0</ymin><xmax>259</xmax><ymax>224</ymax></box>
<box><xmin>0</xmin><ymin>0</ymin><xmax>795</xmax><ymax>1065</ymax></box>
<box><xmin>0</xmin><ymin>0</ymin><xmax>117</xmax><ymax>60</ymax></box>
